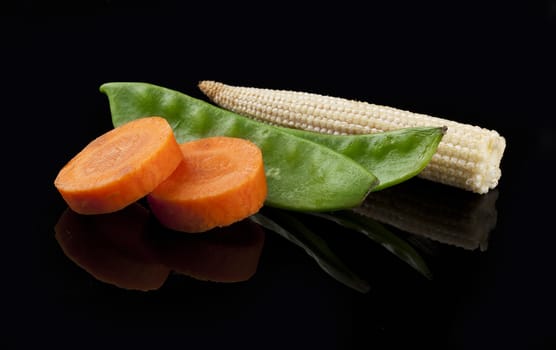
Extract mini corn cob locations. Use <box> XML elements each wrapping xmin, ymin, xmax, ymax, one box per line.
<box><xmin>198</xmin><ymin>81</ymin><xmax>506</xmax><ymax>194</ymax></box>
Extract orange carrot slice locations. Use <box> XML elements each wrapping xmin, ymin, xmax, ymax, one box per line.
<box><xmin>147</xmin><ymin>136</ymin><xmax>268</xmax><ymax>233</ymax></box>
<box><xmin>54</xmin><ymin>116</ymin><xmax>183</xmax><ymax>214</ymax></box>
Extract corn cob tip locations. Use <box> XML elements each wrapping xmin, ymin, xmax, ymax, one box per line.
<box><xmin>198</xmin><ymin>80</ymin><xmax>225</xmax><ymax>101</ymax></box>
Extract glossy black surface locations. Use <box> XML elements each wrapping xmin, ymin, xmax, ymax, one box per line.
<box><xmin>5</xmin><ymin>3</ymin><xmax>555</xmax><ymax>349</ymax></box>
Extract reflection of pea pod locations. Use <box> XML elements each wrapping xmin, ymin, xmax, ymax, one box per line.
<box><xmin>277</xmin><ymin>126</ymin><xmax>445</xmax><ymax>191</ymax></box>
<box><xmin>251</xmin><ymin>209</ymin><xmax>371</xmax><ymax>293</ymax></box>
<box><xmin>151</xmin><ymin>220</ymin><xmax>265</xmax><ymax>283</ymax></box>
<box><xmin>353</xmin><ymin>178</ymin><xmax>499</xmax><ymax>251</ymax></box>
<box><xmin>54</xmin><ymin>204</ymin><xmax>170</xmax><ymax>291</ymax></box>
<box><xmin>100</xmin><ymin>82</ymin><xmax>378</xmax><ymax>212</ymax></box>
<box><xmin>309</xmin><ymin>211</ymin><xmax>432</xmax><ymax>279</ymax></box>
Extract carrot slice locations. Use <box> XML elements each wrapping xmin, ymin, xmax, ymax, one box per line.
<box><xmin>147</xmin><ymin>136</ymin><xmax>268</xmax><ymax>233</ymax></box>
<box><xmin>54</xmin><ymin>116</ymin><xmax>183</xmax><ymax>214</ymax></box>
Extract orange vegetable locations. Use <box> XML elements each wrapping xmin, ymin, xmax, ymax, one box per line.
<box><xmin>148</xmin><ymin>136</ymin><xmax>267</xmax><ymax>233</ymax></box>
<box><xmin>54</xmin><ymin>116</ymin><xmax>183</xmax><ymax>214</ymax></box>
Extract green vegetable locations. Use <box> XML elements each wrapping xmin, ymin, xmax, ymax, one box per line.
<box><xmin>100</xmin><ymin>82</ymin><xmax>379</xmax><ymax>212</ymax></box>
<box><xmin>277</xmin><ymin>126</ymin><xmax>446</xmax><ymax>191</ymax></box>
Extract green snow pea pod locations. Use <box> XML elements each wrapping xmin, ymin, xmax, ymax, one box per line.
<box><xmin>100</xmin><ymin>82</ymin><xmax>379</xmax><ymax>212</ymax></box>
<box><xmin>275</xmin><ymin>126</ymin><xmax>446</xmax><ymax>191</ymax></box>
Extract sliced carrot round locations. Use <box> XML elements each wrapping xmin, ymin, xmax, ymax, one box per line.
<box><xmin>54</xmin><ymin>116</ymin><xmax>183</xmax><ymax>214</ymax></box>
<box><xmin>147</xmin><ymin>136</ymin><xmax>268</xmax><ymax>233</ymax></box>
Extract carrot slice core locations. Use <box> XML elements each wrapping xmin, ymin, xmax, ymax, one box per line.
<box><xmin>54</xmin><ymin>116</ymin><xmax>183</xmax><ymax>214</ymax></box>
<box><xmin>148</xmin><ymin>136</ymin><xmax>268</xmax><ymax>233</ymax></box>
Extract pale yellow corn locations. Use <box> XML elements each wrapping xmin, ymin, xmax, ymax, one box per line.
<box><xmin>198</xmin><ymin>80</ymin><xmax>506</xmax><ymax>194</ymax></box>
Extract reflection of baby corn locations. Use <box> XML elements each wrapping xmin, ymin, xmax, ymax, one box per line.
<box><xmin>353</xmin><ymin>179</ymin><xmax>499</xmax><ymax>251</ymax></box>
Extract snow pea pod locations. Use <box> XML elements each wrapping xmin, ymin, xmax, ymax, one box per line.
<box><xmin>276</xmin><ymin>126</ymin><xmax>445</xmax><ymax>191</ymax></box>
<box><xmin>100</xmin><ymin>82</ymin><xmax>378</xmax><ymax>212</ymax></box>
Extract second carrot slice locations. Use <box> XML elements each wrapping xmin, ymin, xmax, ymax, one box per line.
<box><xmin>147</xmin><ymin>136</ymin><xmax>268</xmax><ymax>233</ymax></box>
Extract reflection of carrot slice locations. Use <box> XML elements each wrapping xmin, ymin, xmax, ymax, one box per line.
<box><xmin>152</xmin><ymin>219</ymin><xmax>265</xmax><ymax>283</ymax></box>
<box><xmin>148</xmin><ymin>136</ymin><xmax>267</xmax><ymax>233</ymax></box>
<box><xmin>54</xmin><ymin>117</ymin><xmax>183</xmax><ymax>214</ymax></box>
<box><xmin>54</xmin><ymin>203</ymin><xmax>170</xmax><ymax>291</ymax></box>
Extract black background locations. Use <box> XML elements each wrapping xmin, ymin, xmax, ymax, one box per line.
<box><xmin>3</xmin><ymin>1</ymin><xmax>555</xmax><ymax>349</ymax></box>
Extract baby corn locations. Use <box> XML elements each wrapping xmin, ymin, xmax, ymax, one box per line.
<box><xmin>199</xmin><ymin>81</ymin><xmax>506</xmax><ymax>194</ymax></box>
